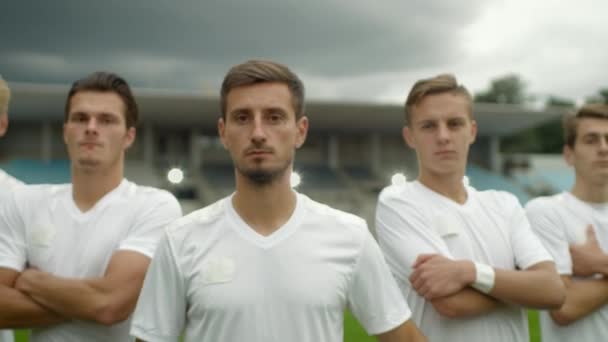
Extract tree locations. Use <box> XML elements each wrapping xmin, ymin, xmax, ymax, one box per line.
<box><xmin>474</xmin><ymin>74</ymin><xmax>527</xmax><ymax>104</ymax></box>
<box><xmin>500</xmin><ymin>95</ymin><xmax>574</xmax><ymax>154</ymax></box>
<box><xmin>585</xmin><ymin>88</ymin><xmax>608</xmax><ymax>104</ymax></box>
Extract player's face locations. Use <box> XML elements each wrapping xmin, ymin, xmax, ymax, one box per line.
<box><xmin>218</xmin><ymin>82</ymin><xmax>308</xmax><ymax>185</ymax></box>
<box><xmin>63</xmin><ymin>91</ymin><xmax>135</xmax><ymax>173</ymax></box>
<box><xmin>403</xmin><ymin>92</ymin><xmax>477</xmax><ymax>179</ymax></box>
<box><xmin>565</xmin><ymin>118</ymin><xmax>608</xmax><ymax>185</ymax></box>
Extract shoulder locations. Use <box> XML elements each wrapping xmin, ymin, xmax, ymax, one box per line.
<box><xmin>378</xmin><ymin>182</ymin><xmax>422</xmax><ymax>206</ymax></box>
<box><xmin>124</xmin><ymin>181</ymin><xmax>177</xmax><ymax>203</ymax></box>
<box><xmin>474</xmin><ymin>187</ymin><xmax>523</xmax><ymax>210</ymax></box>
<box><xmin>525</xmin><ymin>193</ymin><xmax>564</xmax><ymax>214</ymax></box>
<box><xmin>165</xmin><ymin>197</ymin><xmax>225</xmax><ymax>246</ymax></box>
<box><xmin>300</xmin><ymin>194</ymin><xmax>369</xmax><ymax>245</ymax></box>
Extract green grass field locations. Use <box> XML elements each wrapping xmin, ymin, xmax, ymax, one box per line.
<box><xmin>13</xmin><ymin>310</ymin><xmax>541</xmax><ymax>342</ymax></box>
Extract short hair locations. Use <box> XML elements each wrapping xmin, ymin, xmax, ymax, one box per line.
<box><xmin>563</xmin><ymin>103</ymin><xmax>608</xmax><ymax>147</ymax></box>
<box><xmin>0</xmin><ymin>76</ymin><xmax>10</xmax><ymax>114</ymax></box>
<box><xmin>220</xmin><ymin>60</ymin><xmax>305</xmax><ymax>119</ymax></box>
<box><xmin>64</xmin><ymin>71</ymin><xmax>138</xmax><ymax>128</ymax></box>
<box><xmin>404</xmin><ymin>74</ymin><xmax>472</xmax><ymax>126</ymax></box>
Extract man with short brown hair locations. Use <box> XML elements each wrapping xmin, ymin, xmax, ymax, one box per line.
<box><xmin>526</xmin><ymin>104</ymin><xmax>608</xmax><ymax>341</ymax></box>
<box><xmin>131</xmin><ymin>60</ymin><xmax>425</xmax><ymax>342</ymax></box>
<box><xmin>0</xmin><ymin>72</ymin><xmax>182</xmax><ymax>342</ymax></box>
<box><xmin>376</xmin><ymin>73</ymin><xmax>565</xmax><ymax>342</ymax></box>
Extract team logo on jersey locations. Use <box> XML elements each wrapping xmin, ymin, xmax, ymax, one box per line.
<box><xmin>30</xmin><ymin>225</ymin><xmax>56</xmax><ymax>247</ymax></box>
<box><xmin>201</xmin><ymin>256</ymin><xmax>235</xmax><ymax>285</ymax></box>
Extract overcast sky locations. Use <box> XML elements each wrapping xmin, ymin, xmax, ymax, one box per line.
<box><xmin>1</xmin><ymin>0</ymin><xmax>606</xmax><ymax>104</ymax></box>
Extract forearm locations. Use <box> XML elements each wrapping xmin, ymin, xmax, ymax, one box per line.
<box><xmin>19</xmin><ymin>272</ymin><xmax>119</xmax><ymax>325</ymax></box>
<box><xmin>0</xmin><ymin>286</ymin><xmax>66</xmax><ymax>329</ymax></box>
<box><xmin>377</xmin><ymin>319</ymin><xmax>427</xmax><ymax>342</ymax></box>
<box><xmin>550</xmin><ymin>277</ymin><xmax>608</xmax><ymax>325</ymax></box>
<box><xmin>430</xmin><ymin>287</ymin><xmax>502</xmax><ymax>319</ymax></box>
<box><xmin>490</xmin><ymin>266</ymin><xmax>565</xmax><ymax>309</ymax></box>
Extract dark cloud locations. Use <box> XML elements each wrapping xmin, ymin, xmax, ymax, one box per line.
<box><xmin>0</xmin><ymin>0</ymin><xmax>484</xmax><ymax>92</ymax></box>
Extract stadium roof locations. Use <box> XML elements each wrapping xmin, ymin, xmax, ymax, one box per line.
<box><xmin>9</xmin><ymin>82</ymin><xmax>566</xmax><ymax>136</ymax></box>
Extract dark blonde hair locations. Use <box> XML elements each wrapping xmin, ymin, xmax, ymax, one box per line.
<box><xmin>404</xmin><ymin>74</ymin><xmax>472</xmax><ymax>126</ymax></box>
<box><xmin>563</xmin><ymin>103</ymin><xmax>608</xmax><ymax>147</ymax></box>
<box><xmin>220</xmin><ymin>60</ymin><xmax>305</xmax><ymax>119</ymax></box>
<box><xmin>65</xmin><ymin>72</ymin><xmax>138</xmax><ymax>128</ymax></box>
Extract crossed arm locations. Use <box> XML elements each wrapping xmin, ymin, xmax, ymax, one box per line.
<box><xmin>410</xmin><ymin>255</ymin><xmax>565</xmax><ymax>318</ymax></box>
<box><xmin>548</xmin><ymin>227</ymin><xmax>608</xmax><ymax>325</ymax></box>
<box><xmin>0</xmin><ymin>250</ymin><xmax>150</xmax><ymax>328</ymax></box>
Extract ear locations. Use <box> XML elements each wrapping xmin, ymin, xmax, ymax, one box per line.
<box><xmin>564</xmin><ymin>144</ymin><xmax>574</xmax><ymax>166</ymax></box>
<box><xmin>0</xmin><ymin>113</ymin><xmax>7</xmax><ymax>137</ymax></box>
<box><xmin>63</xmin><ymin>122</ymin><xmax>68</xmax><ymax>145</ymax></box>
<box><xmin>295</xmin><ymin>116</ymin><xmax>309</xmax><ymax>149</ymax></box>
<box><xmin>124</xmin><ymin>127</ymin><xmax>136</xmax><ymax>149</ymax></box>
<box><xmin>402</xmin><ymin>125</ymin><xmax>415</xmax><ymax>148</ymax></box>
<box><xmin>218</xmin><ymin>117</ymin><xmax>228</xmax><ymax>150</ymax></box>
<box><xmin>469</xmin><ymin>119</ymin><xmax>478</xmax><ymax>144</ymax></box>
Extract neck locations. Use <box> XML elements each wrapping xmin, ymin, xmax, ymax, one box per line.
<box><xmin>232</xmin><ymin>170</ymin><xmax>297</xmax><ymax>236</ymax></box>
<box><xmin>418</xmin><ymin>169</ymin><xmax>467</xmax><ymax>204</ymax></box>
<box><xmin>570</xmin><ymin>178</ymin><xmax>608</xmax><ymax>203</ymax></box>
<box><xmin>71</xmin><ymin>162</ymin><xmax>124</xmax><ymax>212</ymax></box>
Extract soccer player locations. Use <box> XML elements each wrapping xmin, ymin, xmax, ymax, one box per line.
<box><xmin>0</xmin><ymin>72</ymin><xmax>182</xmax><ymax>342</ymax></box>
<box><xmin>0</xmin><ymin>76</ymin><xmax>23</xmax><ymax>342</ymax></box>
<box><xmin>526</xmin><ymin>104</ymin><xmax>608</xmax><ymax>341</ymax></box>
<box><xmin>375</xmin><ymin>74</ymin><xmax>565</xmax><ymax>342</ymax></box>
<box><xmin>131</xmin><ymin>60</ymin><xmax>426</xmax><ymax>342</ymax></box>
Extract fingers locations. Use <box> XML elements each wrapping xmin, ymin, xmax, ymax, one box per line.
<box><xmin>413</xmin><ymin>254</ymin><xmax>437</xmax><ymax>268</ymax></box>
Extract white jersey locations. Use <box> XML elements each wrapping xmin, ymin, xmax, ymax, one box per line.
<box><xmin>0</xmin><ymin>179</ymin><xmax>182</xmax><ymax>342</ymax></box>
<box><xmin>131</xmin><ymin>192</ymin><xmax>411</xmax><ymax>342</ymax></box>
<box><xmin>0</xmin><ymin>169</ymin><xmax>23</xmax><ymax>342</ymax></box>
<box><xmin>526</xmin><ymin>192</ymin><xmax>608</xmax><ymax>342</ymax></box>
<box><xmin>376</xmin><ymin>181</ymin><xmax>552</xmax><ymax>342</ymax></box>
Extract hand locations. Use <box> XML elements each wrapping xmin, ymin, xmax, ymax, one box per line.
<box><xmin>409</xmin><ymin>254</ymin><xmax>475</xmax><ymax>300</ymax></box>
<box><xmin>570</xmin><ymin>225</ymin><xmax>606</xmax><ymax>277</ymax></box>
<box><xmin>15</xmin><ymin>268</ymin><xmax>46</xmax><ymax>294</ymax></box>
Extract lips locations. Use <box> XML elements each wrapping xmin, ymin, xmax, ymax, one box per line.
<box><xmin>245</xmin><ymin>147</ymin><xmax>273</xmax><ymax>156</ymax></box>
<box><xmin>79</xmin><ymin>142</ymin><xmax>101</xmax><ymax>148</ymax></box>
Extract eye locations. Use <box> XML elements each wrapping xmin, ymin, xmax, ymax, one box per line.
<box><xmin>420</xmin><ymin>122</ymin><xmax>435</xmax><ymax>130</ymax></box>
<box><xmin>70</xmin><ymin>113</ymin><xmax>88</xmax><ymax>123</ymax></box>
<box><xmin>583</xmin><ymin>135</ymin><xmax>598</xmax><ymax>144</ymax></box>
<box><xmin>448</xmin><ymin>119</ymin><xmax>465</xmax><ymax>128</ymax></box>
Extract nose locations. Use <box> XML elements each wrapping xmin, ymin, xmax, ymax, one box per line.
<box><xmin>437</xmin><ymin>122</ymin><xmax>450</xmax><ymax>144</ymax></box>
<box><xmin>85</xmin><ymin>117</ymin><xmax>99</xmax><ymax>135</ymax></box>
<box><xmin>599</xmin><ymin>135</ymin><xmax>608</xmax><ymax>152</ymax></box>
<box><xmin>251</xmin><ymin>115</ymin><xmax>266</xmax><ymax>143</ymax></box>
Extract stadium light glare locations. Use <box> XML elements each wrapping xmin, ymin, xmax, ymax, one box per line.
<box><xmin>167</xmin><ymin>168</ymin><xmax>184</xmax><ymax>185</ymax></box>
<box><xmin>291</xmin><ymin>171</ymin><xmax>301</xmax><ymax>188</ymax></box>
<box><xmin>391</xmin><ymin>173</ymin><xmax>407</xmax><ymax>186</ymax></box>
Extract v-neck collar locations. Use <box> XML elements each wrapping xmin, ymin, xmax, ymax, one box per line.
<box><xmin>65</xmin><ymin>179</ymin><xmax>128</xmax><ymax>221</ymax></box>
<box><xmin>413</xmin><ymin>180</ymin><xmax>475</xmax><ymax>212</ymax></box>
<box><xmin>225</xmin><ymin>191</ymin><xmax>304</xmax><ymax>249</ymax></box>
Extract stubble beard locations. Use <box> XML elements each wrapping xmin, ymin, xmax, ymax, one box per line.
<box><xmin>236</xmin><ymin>159</ymin><xmax>291</xmax><ymax>187</ymax></box>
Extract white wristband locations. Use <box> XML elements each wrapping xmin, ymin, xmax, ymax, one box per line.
<box><xmin>471</xmin><ymin>262</ymin><xmax>495</xmax><ymax>294</ymax></box>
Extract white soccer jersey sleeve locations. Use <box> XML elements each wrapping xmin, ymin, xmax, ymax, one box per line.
<box><xmin>375</xmin><ymin>189</ymin><xmax>454</xmax><ymax>282</ymax></box>
<box><xmin>131</xmin><ymin>230</ymin><xmax>186</xmax><ymax>342</ymax></box>
<box><xmin>526</xmin><ymin>201</ymin><xmax>572</xmax><ymax>274</ymax></box>
<box><xmin>0</xmin><ymin>191</ymin><xmax>27</xmax><ymax>271</ymax></box>
<box><xmin>506</xmin><ymin>196</ymin><xmax>554</xmax><ymax>270</ymax></box>
<box><xmin>118</xmin><ymin>192</ymin><xmax>182</xmax><ymax>258</ymax></box>
<box><xmin>346</xmin><ymin>230</ymin><xmax>412</xmax><ymax>335</ymax></box>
